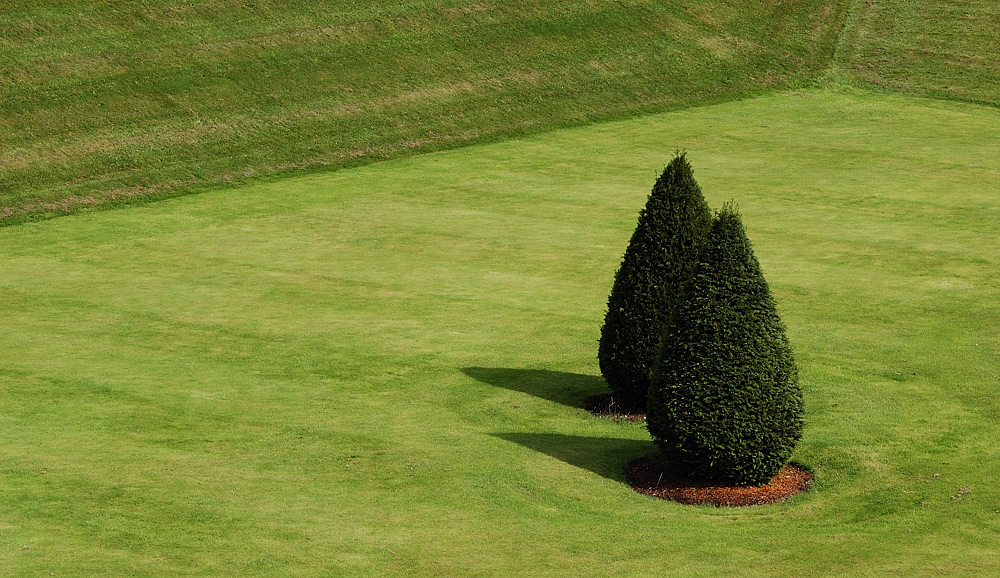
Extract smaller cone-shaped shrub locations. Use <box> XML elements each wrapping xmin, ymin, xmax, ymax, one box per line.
<box><xmin>598</xmin><ymin>154</ymin><xmax>713</xmax><ymax>410</ymax></box>
<box><xmin>646</xmin><ymin>204</ymin><xmax>803</xmax><ymax>485</ymax></box>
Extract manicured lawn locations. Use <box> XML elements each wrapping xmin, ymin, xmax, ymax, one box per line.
<box><xmin>1</xmin><ymin>88</ymin><xmax>999</xmax><ymax>575</ymax></box>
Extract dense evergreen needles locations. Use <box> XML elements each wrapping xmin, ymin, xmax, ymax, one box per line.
<box><xmin>598</xmin><ymin>154</ymin><xmax>713</xmax><ymax>410</ymax></box>
<box><xmin>646</xmin><ymin>204</ymin><xmax>803</xmax><ymax>486</ymax></box>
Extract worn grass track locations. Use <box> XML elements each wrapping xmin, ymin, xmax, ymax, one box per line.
<box><xmin>2</xmin><ymin>88</ymin><xmax>998</xmax><ymax>575</ymax></box>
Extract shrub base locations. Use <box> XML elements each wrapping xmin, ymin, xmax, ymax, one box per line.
<box><xmin>625</xmin><ymin>455</ymin><xmax>812</xmax><ymax>507</ymax></box>
<box><xmin>583</xmin><ymin>393</ymin><xmax>646</xmax><ymax>422</ymax></box>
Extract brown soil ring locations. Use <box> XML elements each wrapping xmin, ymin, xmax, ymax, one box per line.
<box><xmin>626</xmin><ymin>455</ymin><xmax>813</xmax><ymax>507</ymax></box>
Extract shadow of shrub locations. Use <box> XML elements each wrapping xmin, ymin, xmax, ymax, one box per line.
<box><xmin>461</xmin><ymin>367</ymin><xmax>608</xmax><ymax>408</ymax></box>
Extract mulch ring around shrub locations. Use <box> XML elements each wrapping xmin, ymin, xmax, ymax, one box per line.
<box><xmin>583</xmin><ymin>393</ymin><xmax>645</xmax><ymax>422</ymax></box>
<box><xmin>625</xmin><ymin>455</ymin><xmax>813</xmax><ymax>507</ymax></box>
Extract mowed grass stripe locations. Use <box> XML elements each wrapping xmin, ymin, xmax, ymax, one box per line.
<box><xmin>0</xmin><ymin>0</ymin><xmax>847</xmax><ymax>224</ymax></box>
<box><xmin>830</xmin><ymin>0</ymin><xmax>1000</xmax><ymax>106</ymax></box>
<box><xmin>1</xmin><ymin>89</ymin><xmax>999</xmax><ymax>575</ymax></box>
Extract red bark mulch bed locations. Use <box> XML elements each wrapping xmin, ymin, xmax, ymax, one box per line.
<box><xmin>583</xmin><ymin>393</ymin><xmax>646</xmax><ymax>422</ymax></box>
<box><xmin>625</xmin><ymin>455</ymin><xmax>813</xmax><ymax>507</ymax></box>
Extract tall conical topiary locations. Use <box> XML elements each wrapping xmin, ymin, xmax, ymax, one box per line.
<box><xmin>598</xmin><ymin>153</ymin><xmax>713</xmax><ymax>410</ymax></box>
<box><xmin>646</xmin><ymin>204</ymin><xmax>803</xmax><ymax>486</ymax></box>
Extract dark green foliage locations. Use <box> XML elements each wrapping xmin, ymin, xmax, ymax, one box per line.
<box><xmin>598</xmin><ymin>154</ymin><xmax>713</xmax><ymax>410</ymax></box>
<box><xmin>646</xmin><ymin>204</ymin><xmax>803</xmax><ymax>485</ymax></box>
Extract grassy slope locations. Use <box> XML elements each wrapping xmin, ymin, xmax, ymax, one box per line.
<box><xmin>829</xmin><ymin>0</ymin><xmax>1000</xmax><ymax>106</ymax></box>
<box><xmin>2</xmin><ymin>89</ymin><xmax>999</xmax><ymax>575</ymax></box>
<box><xmin>0</xmin><ymin>0</ymin><xmax>848</xmax><ymax>224</ymax></box>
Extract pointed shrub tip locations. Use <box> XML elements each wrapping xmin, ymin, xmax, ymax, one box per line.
<box><xmin>719</xmin><ymin>199</ymin><xmax>740</xmax><ymax>216</ymax></box>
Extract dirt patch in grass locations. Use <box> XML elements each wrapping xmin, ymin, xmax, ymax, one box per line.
<box><xmin>626</xmin><ymin>455</ymin><xmax>812</xmax><ymax>507</ymax></box>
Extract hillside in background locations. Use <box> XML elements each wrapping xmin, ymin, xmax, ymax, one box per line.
<box><xmin>832</xmin><ymin>0</ymin><xmax>1000</xmax><ymax>106</ymax></box>
<box><xmin>1</xmin><ymin>0</ymin><xmax>847</xmax><ymax>223</ymax></box>
<box><xmin>5</xmin><ymin>0</ymin><xmax>999</xmax><ymax>226</ymax></box>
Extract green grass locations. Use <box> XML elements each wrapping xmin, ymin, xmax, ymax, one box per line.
<box><xmin>2</xmin><ymin>88</ymin><xmax>999</xmax><ymax>575</ymax></box>
<box><xmin>7</xmin><ymin>0</ymin><xmax>1000</xmax><ymax>226</ymax></box>
<box><xmin>830</xmin><ymin>0</ymin><xmax>1000</xmax><ymax>106</ymax></box>
<box><xmin>0</xmin><ymin>0</ymin><xmax>848</xmax><ymax>224</ymax></box>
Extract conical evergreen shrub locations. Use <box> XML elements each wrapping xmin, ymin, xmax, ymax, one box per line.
<box><xmin>646</xmin><ymin>204</ymin><xmax>803</xmax><ymax>485</ymax></box>
<box><xmin>598</xmin><ymin>153</ymin><xmax>713</xmax><ymax>410</ymax></box>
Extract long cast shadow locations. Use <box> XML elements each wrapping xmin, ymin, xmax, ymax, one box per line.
<box><xmin>461</xmin><ymin>367</ymin><xmax>608</xmax><ymax>408</ymax></box>
<box><xmin>492</xmin><ymin>433</ymin><xmax>654</xmax><ymax>482</ymax></box>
